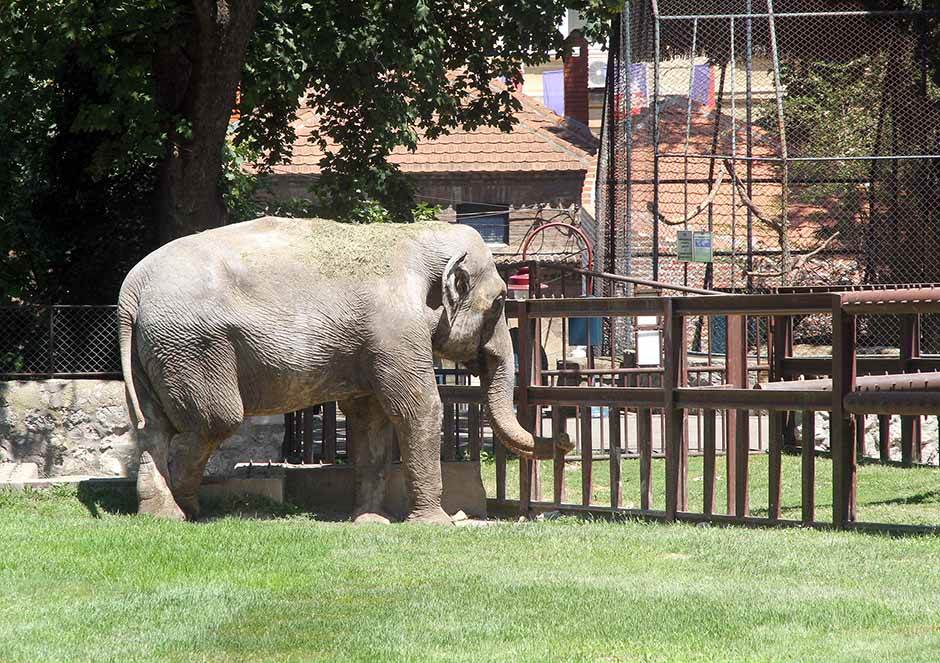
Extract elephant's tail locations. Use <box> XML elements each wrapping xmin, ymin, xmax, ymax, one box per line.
<box><xmin>118</xmin><ymin>293</ymin><xmax>146</xmax><ymax>430</ymax></box>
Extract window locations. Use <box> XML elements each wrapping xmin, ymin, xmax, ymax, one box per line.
<box><xmin>456</xmin><ymin>203</ymin><xmax>509</xmax><ymax>245</ymax></box>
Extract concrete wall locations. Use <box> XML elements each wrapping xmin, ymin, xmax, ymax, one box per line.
<box><xmin>0</xmin><ymin>380</ymin><xmax>284</xmax><ymax>479</ymax></box>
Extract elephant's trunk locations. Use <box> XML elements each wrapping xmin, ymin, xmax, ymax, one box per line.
<box><xmin>479</xmin><ymin>320</ymin><xmax>573</xmax><ymax>460</ymax></box>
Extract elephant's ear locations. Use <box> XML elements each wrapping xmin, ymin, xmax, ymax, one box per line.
<box><xmin>443</xmin><ymin>251</ymin><xmax>470</xmax><ymax>322</ymax></box>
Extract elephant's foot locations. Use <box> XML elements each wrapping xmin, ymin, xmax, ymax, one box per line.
<box><xmin>175</xmin><ymin>491</ymin><xmax>201</xmax><ymax>521</ymax></box>
<box><xmin>405</xmin><ymin>506</ymin><xmax>454</xmax><ymax>525</ymax></box>
<box><xmin>137</xmin><ymin>452</ymin><xmax>186</xmax><ymax>521</ymax></box>
<box><xmin>352</xmin><ymin>511</ymin><xmax>393</xmax><ymax>525</ymax></box>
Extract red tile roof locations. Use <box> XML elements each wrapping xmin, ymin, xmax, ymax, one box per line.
<box><xmin>269</xmin><ymin>84</ymin><xmax>598</xmax><ymax>177</ymax></box>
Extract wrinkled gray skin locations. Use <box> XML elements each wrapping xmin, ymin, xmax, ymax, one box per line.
<box><xmin>119</xmin><ymin>217</ymin><xmax>571</xmax><ymax>524</ymax></box>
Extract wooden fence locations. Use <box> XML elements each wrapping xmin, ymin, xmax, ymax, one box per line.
<box><xmin>438</xmin><ymin>288</ymin><xmax>940</xmax><ymax>535</ymax></box>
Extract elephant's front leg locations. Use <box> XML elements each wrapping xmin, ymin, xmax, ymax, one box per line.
<box><xmin>340</xmin><ymin>396</ymin><xmax>394</xmax><ymax>524</ymax></box>
<box><xmin>388</xmin><ymin>394</ymin><xmax>452</xmax><ymax>525</ymax></box>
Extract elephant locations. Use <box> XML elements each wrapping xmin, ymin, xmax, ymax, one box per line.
<box><xmin>118</xmin><ymin>216</ymin><xmax>572</xmax><ymax>523</ymax></box>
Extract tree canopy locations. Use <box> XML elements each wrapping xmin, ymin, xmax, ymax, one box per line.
<box><xmin>0</xmin><ymin>1</ymin><xmax>618</xmax><ymax>303</ymax></box>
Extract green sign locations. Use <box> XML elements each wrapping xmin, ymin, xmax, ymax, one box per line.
<box><xmin>676</xmin><ymin>230</ymin><xmax>693</xmax><ymax>262</ymax></box>
<box><xmin>692</xmin><ymin>232</ymin><xmax>713</xmax><ymax>263</ymax></box>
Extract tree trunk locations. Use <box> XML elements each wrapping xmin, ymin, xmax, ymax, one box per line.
<box><xmin>153</xmin><ymin>1</ymin><xmax>261</xmax><ymax>245</ymax></box>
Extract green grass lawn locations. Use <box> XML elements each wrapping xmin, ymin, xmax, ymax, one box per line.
<box><xmin>481</xmin><ymin>453</ymin><xmax>940</xmax><ymax>526</ymax></box>
<box><xmin>3</xmin><ymin>483</ymin><xmax>940</xmax><ymax>662</ymax></box>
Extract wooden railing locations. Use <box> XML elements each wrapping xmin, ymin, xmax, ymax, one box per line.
<box><xmin>438</xmin><ymin>288</ymin><xmax>940</xmax><ymax>535</ymax></box>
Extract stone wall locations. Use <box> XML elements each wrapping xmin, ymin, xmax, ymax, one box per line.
<box><xmin>0</xmin><ymin>380</ymin><xmax>284</xmax><ymax>478</ymax></box>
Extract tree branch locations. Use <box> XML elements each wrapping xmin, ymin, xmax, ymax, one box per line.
<box><xmin>648</xmin><ymin>168</ymin><xmax>725</xmax><ymax>226</ymax></box>
<box><xmin>744</xmin><ymin>231</ymin><xmax>841</xmax><ymax>279</ymax></box>
<box><xmin>722</xmin><ymin>159</ymin><xmax>784</xmax><ymax>233</ymax></box>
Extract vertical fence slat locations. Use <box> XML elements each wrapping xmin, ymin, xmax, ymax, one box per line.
<box><xmin>638</xmin><ymin>407</ymin><xmax>653</xmax><ymax>511</ymax></box>
<box><xmin>877</xmin><ymin>414</ymin><xmax>890</xmax><ymax>463</ymax></box>
<box><xmin>900</xmin><ymin>314</ymin><xmax>921</xmax><ymax>466</ymax></box>
<box><xmin>495</xmin><ymin>435</ymin><xmax>507</xmax><ymax>502</ymax></box>
<box><xmin>323</xmin><ymin>402</ymin><xmax>337</xmax><ymax>464</ymax></box>
<box><xmin>609</xmin><ymin>405</ymin><xmax>622</xmax><ymax>509</ymax></box>
<box><xmin>855</xmin><ymin>414</ymin><xmax>866</xmax><ymax>459</ymax></box>
<box><xmin>831</xmin><ymin>299</ymin><xmax>857</xmax><ymax>528</ymax></box>
<box><xmin>768</xmin><ymin>409</ymin><xmax>782</xmax><ymax>521</ymax></box>
<box><xmin>727</xmin><ymin>315</ymin><xmax>748</xmax><ymax>518</ymax></box>
<box><xmin>517</xmin><ymin>300</ymin><xmax>533</xmax><ymax>514</ymax></box>
<box><xmin>768</xmin><ymin>315</ymin><xmax>789</xmax><ymax>521</ymax></box>
<box><xmin>302</xmin><ymin>407</ymin><xmax>315</xmax><ymax>464</ymax></box>
<box><xmin>443</xmin><ymin>401</ymin><xmax>456</xmax><ymax>462</ymax></box>
<box><xmin>580</xmin><ymin>404</ymin><xmax>593</xmax><ymax>506</ymax></box>
<box><xmin>551</xmin><ymin>406</ymin><xmax>565</xmax><ymax>505</ymax></box>
<box><xmin>802</xmin><ymin>410</ymin><xmax>816</xmax><ymax>525</ymax></box>
<box><xmin>735</xmin><ymin>409</ymin><xmax>750</xmax><ymax>518</ymax></box>
<box><xmin>282</xmin><ymin>412</ymin><xmax>295</xmax><ymax>462</ymax></box>
<box><xmin>703</xmin><ymin>408</ymin><xmax>716</xmax><ymax>515</ymax></box>
<box><xmin>469</xmin><ymin>403</ymin><xmax>481</xmax><ymax>462</ymax></box>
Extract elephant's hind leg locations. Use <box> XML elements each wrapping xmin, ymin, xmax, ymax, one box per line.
<box><xmin>341</xmin><ymin>396</ymin><xmax>394</xmax><ymax>524</ymax></box>
<box><xmin>159</xmin><ymin>352</ymin><xmax>244</xmax><ymax>520</ymax></box>
<box><xmin>168</xmin><ymin>430</ymin><xmax>234</xmax><ymax>520</ymax></box>
<box><xmin>133</xmin><ymin>379</ymin><xmax>185</xmax><ymax>521</ymax></box>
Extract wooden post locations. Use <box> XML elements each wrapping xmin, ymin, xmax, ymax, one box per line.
<box><xmin>831</xmin><ymin>298</ymin><xmax>857</xmax><ymax>528</ymax></box>
<box><xmin>900</xmin><ymin>315</ymin><xmax>921</xmax><ymax>466</ymax></box>
<box><xmin>663</xmin><ymin>298</ymin><xmax>685</xmax><ymax>520</ymax></box>
<box><xmin>801</xmin><ymin>410</ymin><xmax>815</xmax><ymax>525</ymax></box>
<box><xmin>703</xmin><ymin>408</ymin><xmax>716</xmax><ymax>515</ymax></box>
<box><xmin>726</xmin><ymin>315</ymin><xmax>748</xmax><ymax>517</ymax></box>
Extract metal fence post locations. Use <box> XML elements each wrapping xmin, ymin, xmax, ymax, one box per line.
<box><xmin>47</xmin><ymin>306</ymin><xmax>55</xmax><ymax>376</ymax></box>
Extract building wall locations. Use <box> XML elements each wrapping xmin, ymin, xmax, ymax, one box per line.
<box><xmin>0</xmin><ymin>380</ymin><xmax>284</xmax><ymax>478</ymax></box>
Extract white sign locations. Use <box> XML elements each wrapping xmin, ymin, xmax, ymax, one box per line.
<box><xmin>637</xmin><ymin>329</ymin><xmax>661</xmax><ymax>366</ymax></box>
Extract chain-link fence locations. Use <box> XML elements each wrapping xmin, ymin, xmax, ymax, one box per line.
<box><xmin>598</xmin><ymin>0</ymin><xmax>940</xmax><ymax>353</ymax></box>
<box><xmin>0</xmin><ymin>305</ymin><xmax>120</xmax><ymax>377</ymax></box>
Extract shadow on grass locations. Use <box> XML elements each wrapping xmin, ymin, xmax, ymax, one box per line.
<box><xmin>198</xmin><ymin>493</ymin><xmax>310</xmax><ymax>521</ymax></box>
<box><xmin>77</xmin><ymin>481</ymin><xmax>137</xmax><ymax>517</ymax></box>
<box><xmin>862</xmin><ymin>489</ymin><xmax>940</xmax><ymax>508</ymax></box>
<box><xmin>76</xmin><ymin>480</ymin><xmax>316</xmax><ymax>522</ymax></box>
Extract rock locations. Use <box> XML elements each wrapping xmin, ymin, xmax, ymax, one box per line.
<box><xmin>451</xmin><ymin>509</ymin><xmax>468</xmax><ymax>522</ymax></box>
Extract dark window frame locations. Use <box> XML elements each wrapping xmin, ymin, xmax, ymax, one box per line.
<box><xmin>456</xmin><ymin>203</ymin><xmax>509</xmax><ymax>245</ymax></box>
